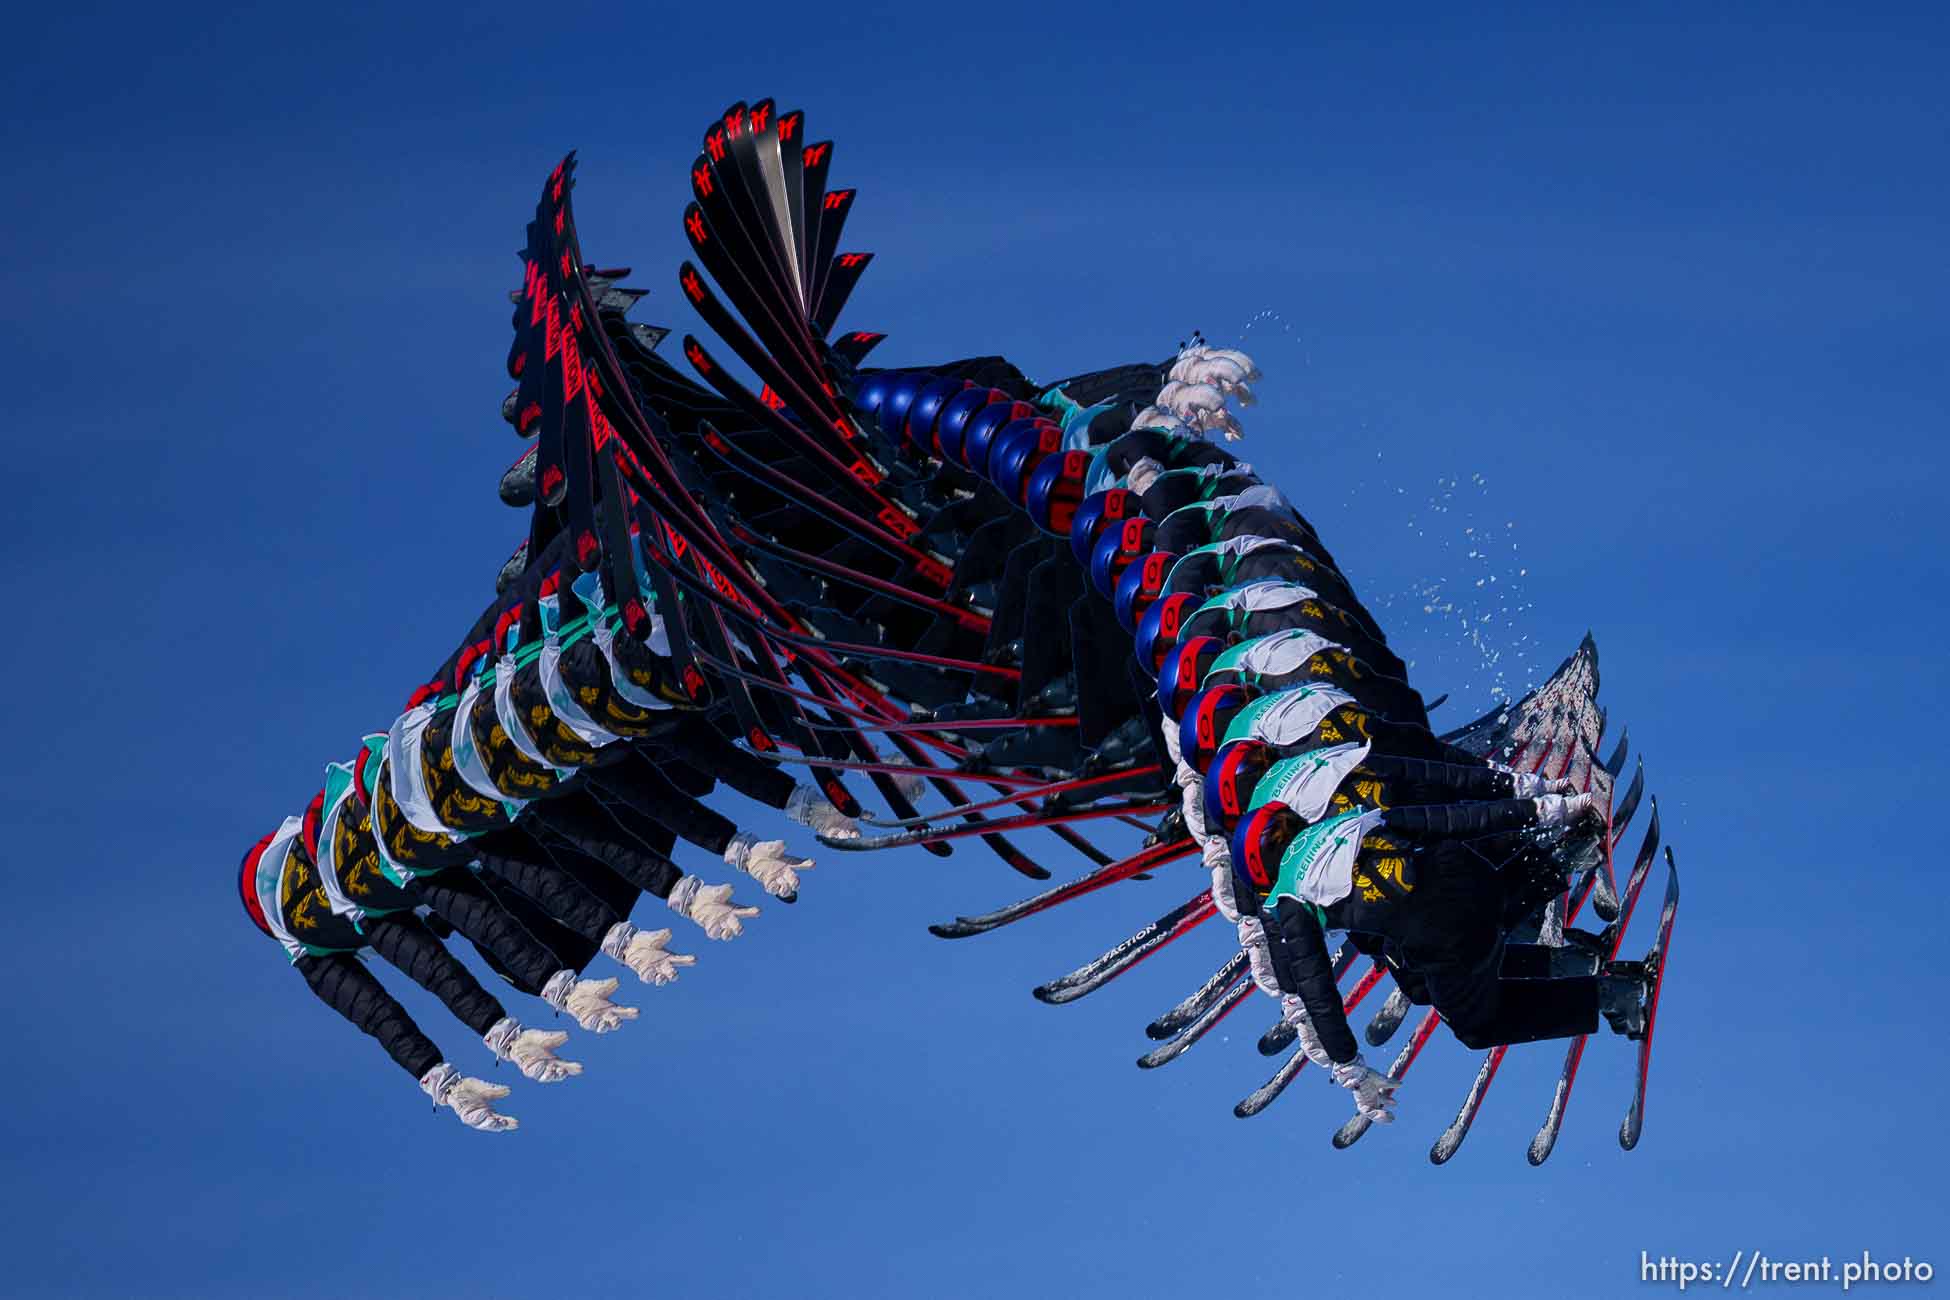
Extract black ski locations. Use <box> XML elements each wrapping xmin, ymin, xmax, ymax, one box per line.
<box><xmin>1364</xmin><ymin>984</ymin><xmax>1413</xmax><ymax>1047</ymax></box>
<box><xmin>1619</xmin><ymin>847</ymin><xmax>1680</xmax><ymax>1150</ymax></box>
<box><xmin>925</xmin><ymin>823</ymin><xmax>1192</xmax><ymax>925</ymax></box>
<box><xmin>1137</xmin><ymin>975</ymin><xmax>1252</xmax><ymax>1069</ymax></box>
<box><xmin>1527</xmin><ymin>798</ymin><xmax>1662</xmax><ymax>1165</ymax></box>
<box><xmin>1031</xmin><ymin>890</ymin><xmax>1215</xmax><ymax>1005</ymax></box>
<box><xmin>1147</xmin><ymin>951</ymin><xmax>1251</xmax><ymax>1040</ymax></box>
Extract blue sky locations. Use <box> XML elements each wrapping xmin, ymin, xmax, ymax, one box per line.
<box><xmin>4</xmin><ymin>3</ymin><xmax>1946</xmax><ymax>1296</ymax></box>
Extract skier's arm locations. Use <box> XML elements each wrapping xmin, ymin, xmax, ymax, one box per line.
<box><xmin>668</xmin><ymin>716</ymin><xmax>798</xmax><ymax>808</ymax></box>
<box><xmin>294</xmin><ymin>952</ymin><xmax>521</xmax><ymax>1131</ymax></box>
<box><xmin>362</xmin><ymin>910</ymin><xmax>508</xmax><ymax>1038</ymax></box>
<box><xmin>413</xmin><ymin>867</ymin><xmax>568</xmax><ymax>994</ymax></box>
<box><xmin>471</xmin><ymin>834</ymin><xmax>623</xmax><ymax>943</ymax></box>
<box><xmin>1267</xmin><ymin>896</ymin><xmax>1360</xmax><ymax>1064</ymax></box>
<box><xmin>530</xmin><ymin>794</ymin><xmax>685</xmax><ymax>898</ymax></box>
<box><xmin>293</xmin><ymin>952</ymin><xmax>443</xmax><ymax>1081</ymax></box>
<box><xmin>1363</xmin><ymin>754</ymin><xmax>1514</xmax><ymax>803</ymax></box>
<box><xmin>590</xmin><ymin>758</ymin><xmax>736</xmax><ymax>855</ymax></box>
<box><xmin>1383</xmin><ymin>797</ymin><xmax>1541</xmax><ymax>839</ymax></box>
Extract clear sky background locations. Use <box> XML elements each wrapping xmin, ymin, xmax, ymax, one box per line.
<box><xmin>4</xmin><ymin>3</ymin><xmax>1945</xmax><ymax>1297</ymax></box>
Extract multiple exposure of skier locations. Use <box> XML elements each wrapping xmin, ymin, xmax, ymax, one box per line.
<box><xmin>241</xmin><ymin>96</ymin><xmax>1678</xmax><ymax>1154</ymax></box>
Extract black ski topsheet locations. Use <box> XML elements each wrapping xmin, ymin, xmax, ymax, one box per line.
<box><xmin>1620</xmin><ymin>848</ymin><xmax>1680</xmax><ymax>1150</ymax></box>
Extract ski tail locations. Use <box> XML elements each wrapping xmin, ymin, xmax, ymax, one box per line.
<box><xmin>1443</xmin><ymin>633</ymin><xmax>1612</xmax><ymax>809</ymax></box>
<box><xmin>1620</xmin><ymin>847</ymin><xmax>1680</xmax><ymax>1149</ymax></box>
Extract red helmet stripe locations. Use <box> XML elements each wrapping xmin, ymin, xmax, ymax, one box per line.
<box><xmin>238</xmin><ymin>833</ymin><xmax>275</xmax><ymax>935</ymax></box>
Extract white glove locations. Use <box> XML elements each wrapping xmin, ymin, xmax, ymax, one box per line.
<box><xmin>1157</xmin><ymin>380</ymin><xmax>1228</xmax><ymax>418</ymax></box>
<box><xmin>1202</xmin><ymin>346</ymin><xmax>1261</xmax><ymax>380</ymax></box>
<box><xmin>723</xmin><ymin>832</ymin><xmax>812</xmax><ymax>898</ymax></box>
<box><xmin>786</xmin><ymin>785</ymin><xmax>859</xmax><ymax>840</ymax></box>
<box><xmin>667</xmin><ymin>875</ymin><xmax>760</xmax><ymax>941</ymax></box>
<box><xmin>1193</xmin><ymin>370</ymin><xmax>1257</xmax><ymax>407</ymax></box>
<box><xmin>1168</xmin><ymin>353</ymin><xmax>1257</xmax><ymax>401</ymax></box>
<box><xmin>1331</xmin><ymin>1054</ymin><xmax>1401</xmax><ymax>1124</ymax></box>
<box><xmin>1207</xmin><ymin>409</ymin><xmax>1247</xmax><ymax>442</ymax></box>
<box><xmin>1239</xmin><ymin>917</ymin><xmax>1281</xmax><ymax>997</ymax></box>
<box><xmin>1124</xmin><ymin>453</ymin><xmax>1171</xmax><ymax>493</ymax></box>
<box><xmin>601</xmin><ymin>922</ymin><xmax>696</xmax><ymax>986</ymax></box>
<box><xmin>419</xmin><ymin>1062</ymin><xmax>518</xmax><ymax>1132</ymax></box>
<box><xmin>1281</xmin><ymin>994</ymin><xmax>1335</xmax><ymax>1068</ymax></box>
<box><xmin>1176</xmin><ymin>344</ymin><xmax>1262</xmax><ymax>382</ymax></box>
<box><xmin>541</xmin><ymin>970</ymin><xmax>639</xmax><ymax>1033</ymax></box>
<box><xmin>483</xmin><ymin>1017</ymin><xmax>582</xmax><ymax>1083</ymax></box>
<box><xmin>1156</xmin><ymin>381</ymin><xmax>1246</xmax><ymax>442</ymax></box>
<box><xmin>1208</xmin><ymin>857</ymin><xmax>1241</xmax><ymax>924</ymax></box>
<box><xmin>1534</xmin><ymin>792</ymin><xmax>1601</xmax><ymax>826</ymax></box>
<box><xmin>1180</xmin><ymin>782</ymin><xmax>1210</xmax><ymax>842</ymax></box>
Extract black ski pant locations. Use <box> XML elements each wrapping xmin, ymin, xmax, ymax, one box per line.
<box><xmin>1338</xmin><ymin>837</ymin><xmax>1597</xmax><ymax>1051</ymax></box>
<box><xmin>1018</xmin><ymin>555</ymin><xmax>1085</xmax><ymax>712</ymax></box>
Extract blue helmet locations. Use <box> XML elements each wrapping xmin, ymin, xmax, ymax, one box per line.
<box><xmin>1087</xmin><ymin>516</ymin><xmax>1156</xmax><ymax>599</ymax></box>
<box><xmin>1068</xmin><ymin>488</ymin><xmax>1133</xmax><ymax>568</ymax></box>
<box><xmin>904</xmin><ymin>377</ymin><xmax>965</xmax><ymax>452</ymax></box>
<box><xmin>935</xmin><ymin>387</ymin><xmax>998</xmax><ymax>462</ymax></box>
<box><xmin>1177</xmin><ymin>683</ymin><xmax>1250</xmax><ymax>774</ymax></box>
<box><xmin>880</xmin><ymin>372</ymin><xmax>927</xmax><ymax>439</ymax></box>
<box><xmin>1230</xmin><ymin>801</ymin><xmax>1304</xmax><ymax>902</ymax></box>
<box><xmin>1023</xmin><ymin>449</ymin><xmax>1089</xmax><ymax>535</ymax></box>
<box><xmin>958</xmin><ymin>400</ymin><xmax>1021</xmax><ymax>473</ymax></box>
<box><xmin>1204</xmin><ymin>739</ymin><xmax>1275</xmax><ymax>839</ymax></box>
<box><xmin>1156</xmin><ymin>634</ymin><xmax>1225</xmax><ymax>721</ymax></box>
<box><xmin>988</xmin><ymin>419</ymin><xmax>1058</xmax><ymax>502</ymax></box>
<box><xmin>1133</xmin><ymin>591</ymin><xmax>1199</xmax><ymax>680</ymax></box>
<box><xmin>1113</xmin><ymin>548</ymin><xmax>1177</xmax><ymax>632</ymax></box>
<box><xmin>851</xmin><ymin>371</ymin><xmax>893</xmax><ymax>416</ymax></box>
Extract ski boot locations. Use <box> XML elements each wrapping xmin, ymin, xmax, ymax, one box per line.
<box><xmin>1598</xmin><ymin>953</ymin><xmax>1660</xmax><ymax>1041</ymax></box>
<box><xmin>1144</xmin><ymin>807</ymin><xmax>1187</xmax><ymax>849</ymax></box>
<box><xmin>984</xmin><ymin>637</ymin><xmax>1024</xmax><ymax>668</ymax></box>
<box><xmin>1020</xmin><ymin>674</ymin><xmax>1079</xmax><ymax>719</ymax></box>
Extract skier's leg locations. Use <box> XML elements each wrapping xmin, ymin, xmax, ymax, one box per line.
<box><xmin>1017</xmin><ymin>555</ymin><xmax>1085</xmax><ymax>713</ymax></box>
<box><xmin>1072</xmin><ymin>594</ymin><xmax>1143</xmax><ymax>749</ymax></box>
<box><xmin>1391</xmin><ymin>841</ymin><xmax>1599</xmax><ymax>1050</ymax></box>
<box><xmin>982</xmin><ymin>536</ymin><xmax>1051</xmax><ymax>666</ymax></box>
